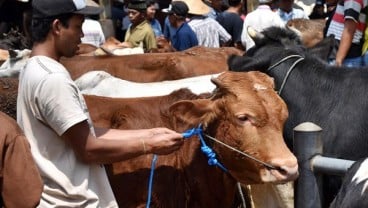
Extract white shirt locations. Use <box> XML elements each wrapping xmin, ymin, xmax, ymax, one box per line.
<box><xmin>188</xmin><ymin>17</ymin><xmax>231</xmax><ymax>48</ymax></box>
<box><xmin>81</xmin><ymin>19</ymin><xmax>106</xmax><ymax>47</ymax></box>
<box><xmin>241</xmin><ymin>5</ymin><xmax>285</xmax><ymax>50</ymax></box>
<box><xmin>17</xmin><ymin>56</ymin><xmax>117</xmax><ymax>208</ymax></box>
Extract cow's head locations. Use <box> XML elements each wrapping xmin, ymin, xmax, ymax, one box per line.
<box><xmin>169</xmin><ymin>71</ymin><xmax>298</xmax><ymax>184</ymax></box>
<box><xmin>228</xmin><ymin>26</ymin><xmax>304</xmax><ymax>74</ymax></box>
<box><xmin>228</xmin><ymin>26</ymin><xmax>334</xmax><ymax>73</ymax></box>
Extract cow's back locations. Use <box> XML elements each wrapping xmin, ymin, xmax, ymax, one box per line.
<box><xmin>61</xmin><ymin>46</ymin><xmax>242</xmax><ymax>82</ymax></box>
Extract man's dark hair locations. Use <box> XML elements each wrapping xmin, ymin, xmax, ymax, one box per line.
<box><xmin>31</xmin><ymin>13</ymin><xmax>73</xmax><ymax>43</ymax></box>
<box><xmin>147</xmin><ymin>0</ymin><xmax>157</xmax><ymax>7</ymax></box>
<box><xmin>228</xmin><ymin>0</ymin><xmax>241</xmax><ymax>7</ymax></box>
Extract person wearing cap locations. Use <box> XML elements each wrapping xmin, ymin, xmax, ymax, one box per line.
<box><xmin>163</xmin><ymin>14</ymin><xmax>177</xmax><ymax>44</ymax></box>
<box><xmin>182</xmin><ymin>0</ymin><xmax>232</xmax><ymax>47</ymax></box>
<box><xmin>17</xmin><ymin>0</ymin><xmax>184</xmax><ymax>207</ymax></box>
<box><xmin>162</xmin><ymin>1</ymin><xmax>198</xmax><ymax>51</ymax></box>
<box><xmin>240</xmin><ymin>0</ymin><xmax>284</xmax><ymax>50</ymax></box>
<box><xmin>121</xmin><ymin>0</ymin><xmax>157</xmax><ymax>51</ymax></box>
<box><xmin>146</xmin><ymin>0</ymin><xmax>163</xmax><ymax>37</ymax></box>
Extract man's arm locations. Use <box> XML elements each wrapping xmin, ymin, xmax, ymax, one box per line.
<box><xmin>335</xmin><ymin>19</ymin><xmax>356</xmax><ymax>66</ymax></box>
<box><xmin>62</xmin><ymin>120</ymin><xmax>184</xmax><ymax>164</ymax></box>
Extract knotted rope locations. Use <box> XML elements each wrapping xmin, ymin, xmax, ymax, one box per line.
<box><xmin>145</xmin><ymin>125</ymin><xmax>227</xmax><ymax>208</ymax></box>
<box><xmin>182</xmin><ymin>125</ymin><xmax>228</xmax><ymax>172</ymax></box>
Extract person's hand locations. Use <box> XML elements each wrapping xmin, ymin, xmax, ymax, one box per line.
<box><xmin>335</xmin><ymin>59</ymin><xmax>343</xmax><ymax>66</ymax></box>
<box><xmin>117</xmin><ymin>41</ymin><xmax>133</xmax><ymax>48</ymax></box>
<box><xmin>143</xmin><ymin>128</ymin><xmax>184</xmax><ymax>155</ymax></box>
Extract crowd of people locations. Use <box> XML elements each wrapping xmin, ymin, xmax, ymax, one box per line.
<box><xmin>91</xmin><ymin>0</ymin><xmax>368</xmax><ymax>68</ymax></box>
<box><xmin>2</xmin><ymin>0</ymin><xmax>368</xmax><ymax>67</ymax></box>
<box><xmin>85</xmin><ymin>0</ymin><xmax>311</xmax><ymax>52</ymax></box>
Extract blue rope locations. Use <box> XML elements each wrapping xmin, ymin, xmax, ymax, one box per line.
<box><xmin>145</xmin><ymin>125</ymin><xmax>227</xmax><ymax>207</ymax></box>
<box><xmin>146</xmin><ymin>154</ymin><xmax>158</xmax><ymax>208</ymax></box>
<box><xmin>182</xmin><ymin>125</ymin><xmax>228</xmax><ymax>172</ymax></box>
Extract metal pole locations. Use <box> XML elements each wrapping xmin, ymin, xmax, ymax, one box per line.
<box><xmin>311</xmin><ymin>155</ymin><xmax>354</xmax><ymax>176</ymax></box>
<box><xmin>293</xmin><ymin>122</ymin><xmax>323</xmax><ymax>208</ymax></box>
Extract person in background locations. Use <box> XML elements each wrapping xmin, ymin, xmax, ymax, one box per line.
<box><xmin>309</xmin><ymin>0</ymin><xmax>328</xmax><ymax>19</ymax></box>
<box><xmin>204</xmin><ymin>0</ymin><xmax>225</xmax><ymax>19</ymax></box>
<box><xmin>184</xmin><ymin>0</ymin><xmax>232</xmax><ymax>47</ymax></box>
<box><xmin>81</xmin><ymin>1</ymin><xmax>106</xmax><ymax>47</ymax></box>
<box><xmin>363</xmin><ymin>27</ymin><xmax>368</xmax><ymax>66</ymax></box>
<box><xmin>162</xmin><ymin>1</ymin><xmax>198</xmax><ymax>51</ymax></box>
<box><xmin>146</xmin><ymin>0</ymin><xmax>163</xmax><ymax>37</ymax></box>
<box><xmin>163</xmin><ymin>15</ymin><xmax>177</xmax><ymax>42</ymax></box>
<box><xmin>323</xmin><ymin>0</ymin><xmax>339</xmax><ymax>36</ymax></box>
<box><xmin>325</xmin><ymin>0</ymin><xmax>367</xmax><ymax>67</ymax></box>
<box><xmin>122</xmin><ymin>0</ymin><xmax>157</xmax><ymax>51</ymax></box>
<box><xmin>17</xmin><ymin>0</ymin><xmax>184</xmax><ymax>206</ymax></box>
<box><xmin>81</xmin><ymin>17</ymin><xmax>105</xmax><ymax>47</ymax></box>
<box><xmin>216</xmin><ymin>0</ymin><xmax>245</xmax><ymax>50</ymax></box>
<box><xmin>111</xmin><ymin>0</ymin><xmax>127</xmax><ymax>41</ymax></box>
<box><xmin>81</xmin><ymin>0</ymin><xmax>105</xmax><ymax>47</ymax></box>
<box><xmin>276</xmin><ymin>0</ymin><xmax>309</xmax><ymax>24</ymax></box>
<box><xmin>241</xmin><ymin>0</ymin><xmax>284</xmax><ymax>50</ymax></box>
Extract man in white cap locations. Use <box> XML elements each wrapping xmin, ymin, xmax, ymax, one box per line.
<box><xmin>240</xmin><ymin>0</ymin><xmax>284</xmax><ymax>50</ymax></box>
<box><xmin>17</xmin><ymin>0</ymin><xmax>184</xmax><ymax>207</ymax></box>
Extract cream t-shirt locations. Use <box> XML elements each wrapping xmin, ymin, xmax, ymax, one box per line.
<box><xmin>17</xmin><ymin>56</ymin><xmax>118</xmax><ymax>208</ymax></box>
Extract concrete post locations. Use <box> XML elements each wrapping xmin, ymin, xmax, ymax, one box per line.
<box><xmin>293</xmin><ymin>122</ymin><xmax>323</xmax><ymax>208</ymax></box>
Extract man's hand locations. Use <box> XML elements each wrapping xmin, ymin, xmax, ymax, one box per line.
<box><xmin>143</xmin><ymin>128</ymin><xmax>184</xmax><ymax>155</ymax></box>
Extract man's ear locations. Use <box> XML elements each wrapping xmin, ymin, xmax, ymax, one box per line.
<box><xmin>51</xmin><ymin>19</ymin><xmax>63</xmax><ymax>35</ymax></box>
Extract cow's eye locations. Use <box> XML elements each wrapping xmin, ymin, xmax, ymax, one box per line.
<box><xmin>237</xmin><ymin>115</ymin><xmax>249</xmax><ymax>122</ymax></box>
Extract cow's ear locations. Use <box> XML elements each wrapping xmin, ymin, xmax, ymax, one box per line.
<box><xmin>169</xmin><ymin>99</ymin><xmax>216</xmax><ymax>128</ymax></box>
<box><xmin>248</xmin><ymin>71</ymin><xmax>275</xmax><ymax>89</ymax></box>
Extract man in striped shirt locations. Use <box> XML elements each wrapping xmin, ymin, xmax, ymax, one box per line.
<box><xmin>326</xmin><ymin>0</ymin><xmax>368</xmax><ymax>67</ymax></box>
<box><xmin>182</xmin><ymin>0</ymin><xmax>232</xmax><ymax>47</ymax></box>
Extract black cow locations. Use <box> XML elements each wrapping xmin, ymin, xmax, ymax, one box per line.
<box><xmin>330</xmin><ymin>158</ymin><xmax>368</xmax><ymax>208</ymax></box>
<box><xmin>227</xmin><ymin>26</ymin><xmax>368</xmax><ymax>207</ymax></box>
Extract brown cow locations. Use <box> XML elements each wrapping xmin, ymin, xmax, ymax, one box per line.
<box><xmin>76</xmin><ymin>37</ymin><xmax>175</xmax><ymax>56</ymax></box>
<box><xmin>61</xmin><ymin>46</ymin><xmax>244</xmax><ymax>81</ymax></box>
<box><xmin>286</xmin><ymin>18</ymin><xmax>326</xmax><ymax>48</ymax></box>
<box><xmin>85</xmin><ymin>71</ymin><xmax>298</xmax><ymax>207</ymax></box>
<box><xmin>75</xmin><ymin>43</ymin><xmax>97</xmax><ymax>56</ymax></box>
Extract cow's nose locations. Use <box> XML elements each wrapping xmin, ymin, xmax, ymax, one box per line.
<box><xmin>270</xmin><ymin>157</ymin><xmax>299</xmax><ymax>181</ymax></box>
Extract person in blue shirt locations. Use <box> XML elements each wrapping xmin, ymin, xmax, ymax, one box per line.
<box><xmin>146</xmin><ymin>0</ymin><xmax>163</xmax><ymax>37</ymax></box>
<box><xmin>163</xmin><ymin>16</ymin><xmax>176</xmax><ymax>41</ymax></box>
<box><xmin>162</xmin><ymin>1</ymin><xmax>198</xmax><ymax>51</ymax></box>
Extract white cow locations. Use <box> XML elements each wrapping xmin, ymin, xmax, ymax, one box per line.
<box><xmin>0</xmin><ymin>49</ymin><xmax>31</xmax><ymax>78</ymax></box>
<box><xmin>75</xmin><ymin>70</ymin><xmax>220</xmax><ymax>98</ymax></box>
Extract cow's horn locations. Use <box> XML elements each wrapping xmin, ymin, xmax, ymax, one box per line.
<box><xmin>247</xmin><ymin>26</ymin><xmax>264</xmax><ymax>40</ymax></box>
